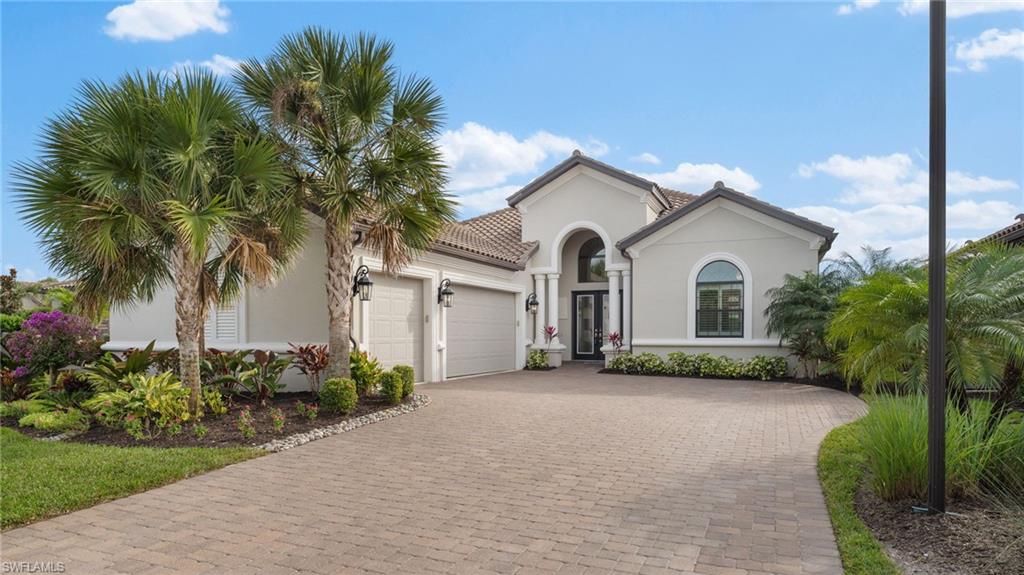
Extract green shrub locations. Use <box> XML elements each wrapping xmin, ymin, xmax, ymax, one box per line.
<box><xmin>350</xmin><ymin>351</ymin><xmax>382</xmax><ymax>397</ymax></box>
<box><xmin>83</xmin><ymin>371</ymin><xmax>191</xmax><ymax>440</ymax></box>
<box><xmin>201</xmin><ymin>388</ymin><xmax>228</xmax><ymax>416</ymax></box>
<box><xmin>18</xmin><ymin>408</ymin><xmax>89</xmax><ymax>433</ymax></box>
<box><xmin>379</xmin><ymin>371</ymin><xmax>404</xmax><ymax>405</ymax></box>
<box><xmin>320</xmin><ymin>378</ymin><xmax>358</xmax><ymax>415</ymax></box>
<box><xmin>526</xmin><ymin>349</ymin><xmax>549</xmax><ymax>370</ymax></box>
<box><xmin>693</xmin><ymin>353</ymin><xmax>740</xmax><ymax>378</ymax></box>
<box><xmin>860</xmin><ymin>395</ymin><xmax>1024</xmax><ymax>502</ymax></box>
<box><xmin>393</xmin><ymin>365</ymin><xmax>415</xmax><ymax>398</ymax></box>
<box><xmin>608</xmin><ymin>352</ymin><xmax>666</xmax><ymax>375</ymax></box>
<box><xmin>740</xmin><ymin>355</ymin><xmax>788</xmax><ymax>381</ymax></box>
<box><xmin>666</xmin><ymin>352</ymin><xmax>697</xmax><ymax>376</ymax></box>
<box><xmin>0</xmin><ymin>399</ymin><xmax>50</xmax><ymax>419</ymax></box>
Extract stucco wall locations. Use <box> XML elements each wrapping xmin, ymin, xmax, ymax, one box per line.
<box><xmin>107</xmin><ymin>285</ymin><xmax>178</xmax><ymax>347</ymax></box>
<box><xmin>629</xmin><ymin>199</ymin><xmax>821</xmax><ymax>361</ymax></box>
<box><xmin>520</xmin><ymin>167</ymin><xmax>650</xmax><ymax>271</ymax></box>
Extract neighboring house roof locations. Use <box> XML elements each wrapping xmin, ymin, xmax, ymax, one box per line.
<box><xmin>658</xmin><ymin>189</ymin><xmax>699</xmax><ymax>218</ymax></box>
<box><xmin>505</xmin><ymin>150</ymin><xmax>672</xmax><ymax>211</ymax></box>
<box><xmin>979</xmin><ymin>214</ymin><xmax>1024</xmax><ymax>245</ymax></box>
<box><xmin>617</xmin><ymin>181</ymin><xmax>838</xmax><ymax>251</ymax></box>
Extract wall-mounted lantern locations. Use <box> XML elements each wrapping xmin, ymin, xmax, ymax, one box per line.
<box><xmin>352</xmin><ymin>265</ymin><xmax>373</xmax><ymax>302</ymax></box>
<box><xmin>526</xmin><ymin>292</ymin><xmax>539</xmax><ymax>315</ymax></box>
<box><xmin>437</xmin><ymin>279</ymin><xmax>455</xmax><ymax>308</ymax></box>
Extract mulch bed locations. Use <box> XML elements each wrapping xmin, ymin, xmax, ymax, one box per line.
<box><xmin>0</xmin><ymin>392</ymin><xmax>406</xmax><ymax>449</ymax></box>
<box><xmin>856</xmin><ymin>487</ymin><xmax>1024</xmax><ymax>574</ymax></box>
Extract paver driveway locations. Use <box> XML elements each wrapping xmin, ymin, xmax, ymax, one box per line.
<box><xmin>1</xmin><ymin>364</ymin><xmax>865</xmax><ymax>575</ymax></box>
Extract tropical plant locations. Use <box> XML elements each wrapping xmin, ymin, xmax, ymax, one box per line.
<box><xmin>828</xmin><ymin>243</ymin><xmax>1024</xmax><ymax>420</ymax></box>
<box><xmin>350</xmin><ymin>351</ymin><xmax>382</xmax><ymax>397</ymax></box>
<box><xmin>319</xmin><ymin>377</ymin><xmax>357</xmax><ymax>415</ymax></box>
<box><xmin>82</xmin><ymin>342</ymin><xmax>173</xmax><ymax>392</ymax></box>
<box><xmin>236</xmin><ymin>407</ymin><xmax>256</xmax><ymax>439</ymax></box>
<box><xmin>0</xmin><ymin>399</ymin><xmax>49</xmax><ymax>419</ymax></box>
<box><xmin>5</xmin><ymin>311</ymin><xmax>102</xmax><ymax>388</ymax></box>
<box><xmin>607</xmin><ymin>331</ymin><xmax>623</xmax><ymax>351</ymax></box>
<box><xmin>764</xmin><ymin>270</ymin><xmax>846</xmax><ymax>378</ymax></box>
<box><xmin>84</xmin><ymin>371</ymin><xmax>192</xmax><ymax>440</ymax></box>
<box><xmin>237</xmin><ymin>27</ymin><xmax>457</xmax><ymax>379</ymax></box>
<box><xmin>544</xmin><ymin>325</ymin><xmax>558</xmax><ymax>350</ymax></box>
<box><xmin>289</xmin><ymin>343</ymin><xmax>329</xmax><ymax>395</ymax></box>
<box><xmin>200</xmin><ymin>388</ymin><xmax>228</xmax><ymax>417</ymax></box>
<box><xmin>825</xmin><ymin>245</ymin><xmax>917</xmax><ymax>285</ymax></box>
<box><xmin>229</xmin><ymin>350</ymin><xmax>290</xmax><ymax>407</ymax></box>
<box><xmin>15</xmin><ymin>70</ymin><xmax>305</xmax><ymax>411</ymax></box>
<box><xmin>201</xmin><ymin>348</ymin><xmax>250</xmax><ymax>392</ymax></box>
<box><xmin>295</xmin><ymin>400</ymin><xmax>318</xmax><ymax>421</ymax></box>
<box><xmin>18</xmin><ymin>408</ymin><xmax>89</xmax><ymax>433</ymax></box>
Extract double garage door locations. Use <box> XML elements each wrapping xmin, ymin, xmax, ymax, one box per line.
<box><xmin>369</xmin><ymin>277</ymin><xmax>515</xmax><ymax>380</ymax></box>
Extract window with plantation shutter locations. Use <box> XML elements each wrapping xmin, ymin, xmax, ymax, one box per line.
<box><xmin>695</xmin><ymin>261</ymin><xmax>743</xmax><ymax>338</ymax></box>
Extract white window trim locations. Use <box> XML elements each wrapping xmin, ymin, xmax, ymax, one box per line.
<box><xmin>687</xmin><ymin>253</ymin><xmax>753</xmax><ymax>342</ymax></box>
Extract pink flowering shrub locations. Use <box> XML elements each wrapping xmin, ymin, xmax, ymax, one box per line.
<box><xmin>5</xmin><ymin>310</ymin><xmax>102</xmax><ymax>385</ymax></box>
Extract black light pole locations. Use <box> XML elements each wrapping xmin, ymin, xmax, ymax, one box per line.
<box><xmin>927</xmin><ymin>0</ymin><xmax>946</xmax><ymax>514</ymax></box>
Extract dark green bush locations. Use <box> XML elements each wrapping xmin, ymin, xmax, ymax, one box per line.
<box><xmin>693</xmin><ymin>353</ymin><xmax>740</xmax><ymax>378</ymax></box>
<box><xmin>393</xmin><ymin>365</ymin><xmax>414</xmax><ymax>398</ymax></box>
<box><xmin>741</xmin><ymin>355</ymin><xmax>788</xmax><ymax>380</ymax></box>
<box><xmin>319</xmin><ymin>378</ymin><xmax>358</xmax><ymax>415</ymax></box>
<box><xmin>613</xmin><ymin>351</ymin><xmax>788</xmax><ymax>381</ymax></box>
<box><xmin>608</xmin><ymin>352</ymin><xmax>666</xmax><ymax>375</ymax></box>
<box><xmin>379</xmin><ymin>371</ymin><xmax>403</xmax><ymax>405</ymax></box>
<box><xmin>666</xmin><ymin>352</ymin><xmax>697</xmax><ymax>376</ymax></box>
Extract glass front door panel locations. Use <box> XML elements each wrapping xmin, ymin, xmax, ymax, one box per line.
<box><xmin>577</xmin><ymin>295</ymin><xmax>594</xmax><ymax>355</ymax></box>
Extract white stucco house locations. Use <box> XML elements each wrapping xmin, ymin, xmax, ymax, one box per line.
<box><xmin>107</xmin><ymin>151</ymin><xmax>837</xmax><ymax>388</ymax></box>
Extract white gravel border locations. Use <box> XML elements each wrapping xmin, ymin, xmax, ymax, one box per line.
<box><xmin>258</xmin><ymin>393</ymin><xmax>430</xmax><ymax>452</ymax></box>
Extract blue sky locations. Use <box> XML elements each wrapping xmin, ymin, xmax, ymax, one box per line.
<box><xmin>3</xmin><ymin>1</ymin><xmax>1022</xmax><ymax>280</ymax></box>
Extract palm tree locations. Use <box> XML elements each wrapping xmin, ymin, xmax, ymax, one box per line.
<box><xmin>15</xmin><ymin>70</ymin><xmax>305</xmax><ymax>409</ymax></box>
<box><xmin>827</xmin><ymin>243</ymin><xmax>1024</xmax><ymax>421</ymax></box>
<box><xmin>825</xmin><ymin>245</ymin><xmax>918</xmax><ymax>284</ymax></box>
<box><xmin>236</xmin><ymin>27</ymin><xmax>456</xmax><ymax>378</ymax></box>
<box><xmin>764</xmin><ymin>270</ymin><xmax>846</xmax><ymax>379</ymax></box>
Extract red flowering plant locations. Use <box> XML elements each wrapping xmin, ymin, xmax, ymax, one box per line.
<box><xmin>5</xmin><ymin>310</ymin><xmax>102</xmax><ymax>388</ymax></box>
<box><xmin>607</xmin><ymin>331</ymin><xmax>624</xmax><ymax>351</ymax></box>
<box><xmin>544</xmin><ymin>325</ymin><xmax>558</xmax><ymax>350</ymax></box>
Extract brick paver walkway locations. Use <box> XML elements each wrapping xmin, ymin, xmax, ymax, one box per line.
<box><xmin>1</xmin><ymin>364</ymin><xmax>865</xmax><ymax>574</ymax></box>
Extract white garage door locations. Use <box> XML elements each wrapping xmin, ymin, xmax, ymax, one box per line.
<box><xmin>446</xmin><ymin>285</ymin><xmax>516</xmax><ymax>377</ymax></box>
<box><xmin>369</xmin><ymin>275</ymin><xmax>424</xmax><ymax>381</ymax></box>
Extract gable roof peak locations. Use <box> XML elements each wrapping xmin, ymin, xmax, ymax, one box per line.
<box><xmin>505</xmin><ymin>152</ymin><xmax>670</xmax><ymax>210</ymax></box>
<box><xmin>713</xmin><ymin>180</ymin><xmax>725</xmax><ymax>190</ymax></box>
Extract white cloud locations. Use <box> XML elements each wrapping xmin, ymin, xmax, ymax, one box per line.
<box><xmin>798</xmin><ymin>153</ymin><xmax>1019</xmax><ymax>204</ymax></box>
<box><xmin>837</xmin><ymin>0</ymin><xmax>880</xmax><ymax>16</ymax></box>
<box><xmin>900</xmin><ymin>0</ymin><xmax>1024</xmax><ymax>18</ymax></box>
<box><xmin>454</xmin><ymin>185</ymin><xmax>521</xmax><ymax>216</ymax></box>
<box><xmin>955</xmin><ymin>28</ymin><xmax>1024</xmax><ymax>72</ymax></box>
<box><xmin>170</xmin><ymin>54</ymin><xmax>241</xmax><ymax>77</ymax></box>
<box><xmin>439</xmin><ymin>122</ymin><xmax>608</xmax><ymax>192</ymax></box>
<box><xmin>629</xmin><ymin>152</ymin><xmax>662</xmax><ymax>165</ymax></box>
<box><xmin>105</xmin><ymin>0</ymin><xmax>229</xmax><ymax>42</ymax></box>
<box><xmin>639</xmin><ymin>163</ymin><xmax>761</xmax><ymax>194</ymax></box>
<box><xmin>793</xmin><ymin>200</ymin><xmax>1016</xmax><ymax>258</ymax></box>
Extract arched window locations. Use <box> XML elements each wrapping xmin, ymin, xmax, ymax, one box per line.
<box><xmin>577</xmin><ymin>237</ymin><xmax>607</xmax><ymax>283</ymax></box>
<box><xmin>696</xmin><ymin>260</ymin><xmax>743</xmax><ymax>337</ymax></box>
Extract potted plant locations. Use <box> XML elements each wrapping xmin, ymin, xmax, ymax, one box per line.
<box><xmin>604</xmin><ymin>331</ymin><xmax>626</xmax><ymax>368</ymax></box>
<box><xmin>543</xmin><ymin>325</ymin><xmax>563</xmax><ymax>367</ymax></box>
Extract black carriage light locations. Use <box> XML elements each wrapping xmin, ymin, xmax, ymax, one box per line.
<box><xmin>526</xmin><ymin>292</ymin><xmax>539</xmax><ymax>315</ymax></box>
<box><xmin>438</xmin><ymin>278</ymin><xmax>455</xmax><ymax>308</ymax></box>
<box><xmin>352</xmin><ymin>265</ymin><xmax>373</xmax><ymax>302</ymax></box>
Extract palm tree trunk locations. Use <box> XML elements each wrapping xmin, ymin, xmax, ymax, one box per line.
<box><xmin>325</xmin><ymin>217</ymin><xmax>354</xmax><ymax>379</ymax></box>
<box><xmin>172</xmin><ymin>243</ymin><xmax>204</xmax><ymax>412</ymax></box>
<box><xmin>985</xmin><ymin>362</ymin><xmax>1022</xmax><ymax>436</ymax></box>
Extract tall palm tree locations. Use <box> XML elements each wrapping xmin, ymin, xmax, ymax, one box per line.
<box><xmin>15</xmin><ymin>70</ymin><xmax>305</xmax><ymax>408</ymax></box>
<box><xmin>827</xmin><ymin>243</ymin><xmax>1024</xmax><ymax>420</ymax></box>
<box><xmin>825</xmin><ymin>245</ymin><xmax>918</xmax><ymax>284</ymax></box>
<box><xmin>236</xmin><ymin>27</ymin><xmax>456</xmax><ymax>378</ymax></box>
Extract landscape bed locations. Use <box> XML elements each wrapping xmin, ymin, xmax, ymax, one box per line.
<box><xmin>0</xmin><ymin>392</ymin><xmax>417</xmax><ymax>449</ymax></box>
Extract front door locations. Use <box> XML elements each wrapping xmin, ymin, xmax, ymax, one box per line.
<box><xmin>572</xmin><ymin>291</ymin><xmax>610</xmax><ymax>360</ymax></box>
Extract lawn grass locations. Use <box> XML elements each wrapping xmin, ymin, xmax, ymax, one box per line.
<box><xmin>817</xmin><ymin>421</ymin><xmax>901</xmax><ymax>575</ymax></box>
<box><xmin>0</xmin><ymin>428</ymin><xmax>261</xmax><ymax>529</ymax></box>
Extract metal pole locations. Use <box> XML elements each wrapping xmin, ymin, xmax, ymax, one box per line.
<box><xmin>927</xmin><ymin>0</ymin><xmax>946</xmax><ymax>514</ymax></box>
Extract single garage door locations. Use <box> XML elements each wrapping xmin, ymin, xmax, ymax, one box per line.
<box><xmin>369</xmin><ymin>275</ymin><xmax>424</xmax><ymax>381</ymax></box>
<box><xmin>446</xmin><ymin>285</ymin><xmax>516</xmax><ymax>377</ymax></box>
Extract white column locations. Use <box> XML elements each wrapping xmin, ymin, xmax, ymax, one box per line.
<box><xmin>546</xmin><ymin>273</ymin><xmax>560</xmax><ymax>345</ymax></box>
<box><xmin>533</xmin><ymin>274</ymin><xmax>546</xmax><ymax>346</ymax></box>
<box><xmin>607</xmin><ymin>270</ymin><xmax>621</xmax><ymax>347</ymax></box>
<box><xmin>622</xmin><ymin>269</ymin><xmax>631</xmax><ymax>349</ymax></box>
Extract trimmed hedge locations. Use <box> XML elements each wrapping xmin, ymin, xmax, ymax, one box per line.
<box><xmin>320</xmin><ymin>378</ymin><xmax>358</xmax><ymax>415</ymax></box>
<box><xmin>608</xmin><ymin>351</ymin><xmax>787</xmax><ymax>381</ymax></box>
<box><xmin>379</xmin><ymin>371</ymin><xmax>404</xmax><ymax>405</ymax></box>
<box><xmin>393</xmin><ymin>365</ymin><xmax>415</xmax><ymax>398</ymax></box>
